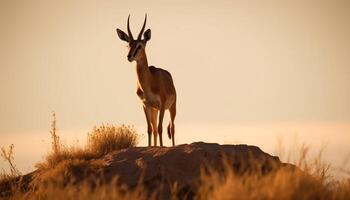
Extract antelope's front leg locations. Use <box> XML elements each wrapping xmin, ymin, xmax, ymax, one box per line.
<box><xmin>158</xmin><ymin>107</ymin><xmax>165</xmax><ymax>147</ymax></box>
<box><xmin>150</xmin><ymin>109</ymin><xmax>159</xmax><ymax>146</ymax></box>
<box><xmin>143</xmin><ymin>106</ymin><xmax>152</xmax><ymax>147</ymax></box>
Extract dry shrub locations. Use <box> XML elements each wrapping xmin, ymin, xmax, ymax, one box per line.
<box><xmin>87</xmin><ymin>124</ymin><xmax>139</xmax><ymax>157</ymax></box>
<box><xmin>33</xmin><ymin>121</ymin><xmax>139</xmax><ymax>190</ymax></box>
<box><xmin>37</xmin><ymin>123</ymin><xmax>139</xmax><ymax>171</ymax></box>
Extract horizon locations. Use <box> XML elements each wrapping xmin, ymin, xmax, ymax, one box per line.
<box><xmin>1</xmin><ymin>121</ymin><xmax>350</xmax><ymax>175</ymax></box>
<box><xmin>1</xmin><ymin>0</ymin><xmax>350</xmax><ymax>175</ymax></box>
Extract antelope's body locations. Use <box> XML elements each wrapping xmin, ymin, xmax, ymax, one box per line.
<box><xmin>116</xmin><ymin>15</ymin><xmax>177</xmax><ymax>146</ymax></box>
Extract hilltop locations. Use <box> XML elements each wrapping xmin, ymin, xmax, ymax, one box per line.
<box><xmin>101</xmin><ymin>142</ymin><xmax>285</xmax><ymax>191</ymax></box>
<box><xmin>1</xmin><ymin>123</ymin><xmax>348</xmax><ymax>200</ymax></box>
<box><xmin>1</xmin><ymin>142</ymin><xmax>298</xmax><ymax>199</ymax></box>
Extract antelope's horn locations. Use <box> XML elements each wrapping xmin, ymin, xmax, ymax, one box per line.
<box><xmin>127</xmin><ymin>15</ymin><xmax>134</xmax><ymax>40</ymax></box>
<box><xmin>137</xmin><ymin>14</ymin><xmax>147</xmax><ymax>40</ymax></box>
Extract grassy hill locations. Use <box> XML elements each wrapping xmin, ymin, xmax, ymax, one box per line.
<box><xmin>1</xmin><ymin>122</ymin><xmax>349</xmax><ymax>200</ymax></box>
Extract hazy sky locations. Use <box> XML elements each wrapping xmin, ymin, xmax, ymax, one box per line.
<box><xmin>1</xmin><ymin>0</ymin><xmax>349</xmax><ymax>134</ymax></box>
<box><xmin>1</xmin><ymin>0</ymin><xmax>350</xmax><ymax>173</ymax></box>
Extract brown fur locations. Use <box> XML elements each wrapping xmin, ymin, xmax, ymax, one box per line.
<box><xmin>134</xmin><ymin>50</ymin><xmax>177</xmax><ymax>147</ymax></box>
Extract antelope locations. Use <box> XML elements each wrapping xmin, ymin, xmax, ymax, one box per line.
<box><xmin>116</xmin><ymin>15</ymin><xmax>177</xmax><ymax>147</ymax></box>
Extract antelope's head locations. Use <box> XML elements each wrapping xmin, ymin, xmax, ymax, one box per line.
<box><xmin>116</xmin><ymin>15</ymin><xmax>151</xmax><ymax>62</ymax></box>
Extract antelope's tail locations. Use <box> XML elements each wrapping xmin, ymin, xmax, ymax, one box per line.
<box><xmin>167</xmin><ymin>122</ymin><xmax>172</xmax><ymax>139</ymax></box>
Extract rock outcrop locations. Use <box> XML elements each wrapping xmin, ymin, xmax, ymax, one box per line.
<box><xmin>1</xmin><ymin>142</ymin><xmax>296</xmax><ymax>199</ymax></box>
<box><xmin>101</xmin><ymin>142</ymin><xmax>285</xmax><ymax>197</ymax></box>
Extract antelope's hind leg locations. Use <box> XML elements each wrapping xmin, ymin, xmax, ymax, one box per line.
<box><xmin>158</xmin><ymin>107</ymin><xmax>165</xmax><ymax>147</ymax></box>
<box><xmin>143</xmin><ymin>106</ymin><xmax>152</xmax><ymax>147</ymax></box>
<box><xmin>168</xmin><ymin>102</ymin><xmax>176</xmax><ymax>146</ymax></box>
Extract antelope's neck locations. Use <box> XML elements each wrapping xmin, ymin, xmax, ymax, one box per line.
<box><xmin>135</xmin><ymin>51</ymin><xmax>151</xmax><ymax>91</ymax></box>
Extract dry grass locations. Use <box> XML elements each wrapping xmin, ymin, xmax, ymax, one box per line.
<box><xmin>87</xmin><ymin>124</ymin><xmax>139</xmax><ymax>158</ymax></box>
<box><xmin>0</xmin><ymin>144</ymin><xmax>20</xmax><ymax>177</ymax></box>
<box><xmin>4</xmin><ymin>143</ymin><xmax>349</xmax><ymax>200</ymax></box>
<box><xmin>11</xmin><ymin>179</ymin><xmax>150</xmax><ymax>200</ymax></box>
<box><xmin>50</xmin><ymin>112</ymin><xmax>60</xmax><ymax>155</ymax></box>
<box><xmin>5</xmin><ymin>117</ymin><xmax>142</xmax><ymax>199</ymax></box>
<box><xmin>25</xmin><ymin>115</ymin><xmax>140</xmax><ymax>196</ymax></box>
<box><xmin>197</xmin><ymin>160</ymin><xmax>349</xmax><ymax>200</ymax></box>
<box><xmin>36</xmin><ymin>119</ymin><xmax>139</xmax><ymax>171</ymax></box>
<box><xmin>5</xmin><ymin>148</ymin><xmax>350</xmax><ymax>200</ymax></box>
<box><xmin>194</xmin><ymin>142</ymin><xmax>348</xmax><ymax>200</ymax></box>
<box><xmin>1</xmin><ymin>115</ymin><xmax>349</xmax><ymax>199</ymax></box>
<box><xmin>0</xmin><ymin>144</ymin><xmax>21</xmax><ymax>198</ymax></box>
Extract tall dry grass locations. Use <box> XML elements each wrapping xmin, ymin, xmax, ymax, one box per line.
<box><xmin>50</xmin><ymin>112</ymin><xmax>60</xmax><ymax>155</ymax></box>
<box><xmin>0</xmin><ymin>144</ymin><xmax>20</xmax><ymax>177</ymax></box>
<box><xmin>196</xmin><ymin>146</ymin><xmax>350</xmax><ymax>200</ymax></box>
<box><xmin>36</xmin><ymin>113</ymin><xmax>139</xmax><ymax>171</ymax></box>
<box><xmin>191</xmin><ymin>138</ymin><xmax>350</xmax><ymax>200</ymax></box>
<box><xmin>22</xmin><ymin>114</ymin><xmax>141</xmax><ymax>199</ymax></box>
<box><xmin>0</xmin><ymin>144</ymin><xmax>21</xmax><ymax>198</ymax></box>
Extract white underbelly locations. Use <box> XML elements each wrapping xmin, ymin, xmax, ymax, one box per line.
<box><xmin>141</xmin><ymin>92</ymin><xmax>175</xmax><ymax>110</ymax></box>
<box><xmin>141</xmin><ymin>92</ymin><xmax>161</xmax><ymax>108</ymax></box>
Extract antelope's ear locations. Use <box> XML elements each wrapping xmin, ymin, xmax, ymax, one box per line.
<box><xmin>144</xmin><ymin>29</ymin><xmax>151</xmax><ymax>42</ymax></box>
<box><xmin>116</xmin><ymin>28</ymin><xmax>129</xmax><ymax>42</ymax></box>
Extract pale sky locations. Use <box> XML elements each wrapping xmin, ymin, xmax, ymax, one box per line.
<box><xmin>0</xmin><ymin>0</ymin><xmax>350</xmax><ymax>173</ymax></box>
